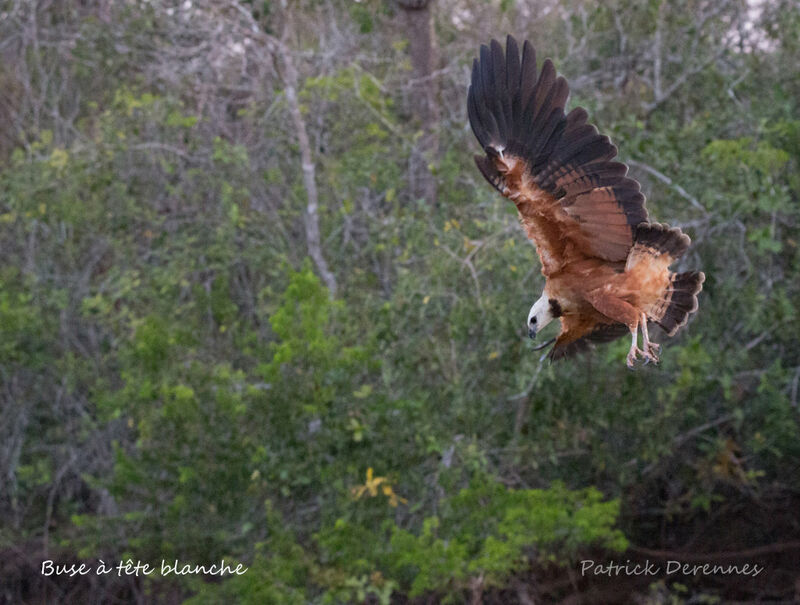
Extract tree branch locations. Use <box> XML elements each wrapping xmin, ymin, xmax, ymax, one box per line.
<box><xmin>627</xmin><ymin>158</ymin><xmax>708</xmax><ymax>215</ymax></box>
<box><xmin>630</xmin><ymin>540</ymin><xmax>800</xmax><ymax>562</ymax></box>
<box><xmin>644</xmin><ymin>50</ymin><xmax>724</xmax><ymax>115</ymax></box>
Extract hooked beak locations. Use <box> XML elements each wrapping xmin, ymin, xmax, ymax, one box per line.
<box><xmin>528</xmin><ymin>326</ymin><xmax>537</xmax><ymax>339</ymax></box>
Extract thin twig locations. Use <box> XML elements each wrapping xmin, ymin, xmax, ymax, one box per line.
<box><xmin>630</xmin><ymin>540</ymin><xmax>800</xmax><ymax>562</ymax></box>
<box><xmin>440</xmin><ymin>243</ymin><xmax>483</xmax><ymax>309</ymax></box>
<box><xmin>743</xmin><ymin>331</ymin><xmax>770</xmax><ymax>351</ymax></box>
<box><xmin>644</xmin><ymin>49</ymin><xmax>725</xmax><ymax>115</ymax></box>
<box><xmin>627</xmin><ymin>158</ymin><xmax>708</xmax><ymax>215</ymax></box>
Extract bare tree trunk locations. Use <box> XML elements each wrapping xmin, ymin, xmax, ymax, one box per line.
<box><xmin>233</xmin><ymin>0</ymin><xmax>338</xmax><ymax>295</ymax></box>
<box><xmin>469</xmin><ymin>573</ymin><xmax>484</xmax><ymax>605</ymax></box>
<box><xmin>398</xmin><ymin>0</ymin><xmax>439</xmax><ymax>205</ymax></box>
<box><xmin>275</xmin><ymin>33</ymin><xmax>338</xmax><ymax>297</ymax></box>
<box><xmin>0</xmin><ymin>61</ymin><xmax>21</xmax><ymax>162</ymax></box>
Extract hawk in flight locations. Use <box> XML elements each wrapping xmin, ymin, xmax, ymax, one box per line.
<box><xmin>468</xmin><ymin>36</ymin><xmax>704</xmax><ymax>367</ymax></box>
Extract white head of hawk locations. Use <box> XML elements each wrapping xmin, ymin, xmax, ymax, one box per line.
<box><xmin>527</xmin><ymin>294</ymin><xmax>561</xmax><ymax>340</ymax></box>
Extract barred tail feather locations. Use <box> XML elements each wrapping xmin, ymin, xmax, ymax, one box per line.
<box><xmin>652</xmin><ymin>271</ymin><xmax>705</xmax><ymax>336</ymax></box>
<box><xmin>626</xmin><ymin>222</ymin><xmax>691</xmax><ymax>270</ymax></box>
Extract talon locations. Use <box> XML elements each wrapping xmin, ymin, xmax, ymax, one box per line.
<box><xmin>626</xmin><ymin>346</ymin><xmax>645</xmax><ymax>368</ymax></box>
<box><xmin>644</xmin><ymin>342</ymin><xmax>660</xmax><ymax>364</ymax></box>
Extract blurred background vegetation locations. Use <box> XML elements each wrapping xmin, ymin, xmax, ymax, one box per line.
<box><xmin>1</xmin><ymin>0</ymin><xmax>799</xmax><ymax>602</ymax></box>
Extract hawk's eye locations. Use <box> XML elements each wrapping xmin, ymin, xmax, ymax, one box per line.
<box><xmin>530</xmin><ymin>317</ymin><xmax>537</xmax><ymax>325</ymax></box>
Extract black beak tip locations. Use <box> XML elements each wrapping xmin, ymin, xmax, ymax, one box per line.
<box><xmin>528</xmin><ymin>328</ymin><xmax>537</xmax><ymax>339</ymax></box>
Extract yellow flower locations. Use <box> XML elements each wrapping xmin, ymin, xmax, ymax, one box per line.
<box><xmin>351</xmin><ymin>467</ymin><xmax>407</xmax><ymax>507</ymax></box>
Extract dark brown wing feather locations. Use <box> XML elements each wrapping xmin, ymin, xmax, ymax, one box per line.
<box><xmin>550</xmin><ymin>322</ymin><xmax>629</xmax><ymax>361</ymax></box>
<box><xmin>468</xmin><ymin>36</ymin><xmax>648</xmax><ymax>267</ymax></box>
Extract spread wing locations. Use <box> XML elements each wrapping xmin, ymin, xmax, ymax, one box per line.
<box><xmin>468</xmin><ymin>36</ymin><xmax>648</xmax><ymax>276</ymax></box>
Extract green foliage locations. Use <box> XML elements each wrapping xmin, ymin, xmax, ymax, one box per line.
<box><xmin>307</xmin><ymin>477</ymin><xmax>626</xmax><ymax>601</ymax></box>
<box><xmin>0</xmin><ymin>273</ymin><xmax>51</xmax><ymax>365</ymax></box>
<box><xmin>185</xmin><ymin>503</ymin><xmax>313</xmax><ymax>605</ymax></box>
<box><xmin>701</xmin><ymin>138</ymin><xmax>790</xmax><ymax>177</ymax></box>
<box><xmin>385</xmin><ymin>478</ymin><xmax>626</xmax><ymax>597</ymax></box>
<box><xmin>70</xmin><ymin>265</ymin><xmax>378</xmax><ymax>568</ymax></box>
